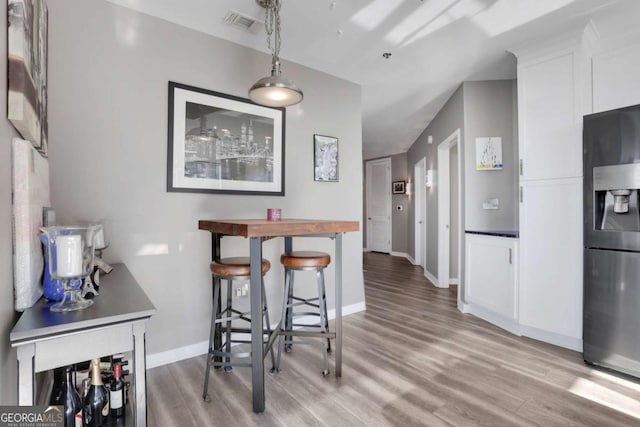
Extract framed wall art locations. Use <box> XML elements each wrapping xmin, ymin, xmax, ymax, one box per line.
<box><xmin>167</xmin><ymin>81</ymin><xmax>285</xmax><ymax>195</ymax></box>
<box><xmin>475</xmin><ymin>137</ymin><xmax>503</xmax><ymax>170</ymax></box>
<box><xmin>8</xmin><ymin>0</ymin><xmax>48</xmax><ymax>156</ymax></box>
<box><xmin>392</xmin><ymin>181</ymin><xmax>406</xmax><ymax>194</ymax></box>
<box><xmin>313</xmin><ymin>134</ymin><xmax>338</xmax><ymax>182</ymax></box>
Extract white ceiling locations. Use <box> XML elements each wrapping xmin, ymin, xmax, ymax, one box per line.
<box><xmin>106</xmin><ymin>0</ymin><xmax>638</xmax><ymax>159</ymax></box>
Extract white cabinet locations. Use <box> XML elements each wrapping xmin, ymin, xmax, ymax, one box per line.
<box><xmin>517</xmin><ymin>52</ymin><xmax>584</xmax><ymax>180</ymax></box>
<box><xmin>510</xmin><ymin>24</ymin><xmax>594</xmax><ymax>351</ymax></box>
<box><xmin>465</xmin><ymin>233</ymin><xmax>518</xmax><ymax>333</ymax></box>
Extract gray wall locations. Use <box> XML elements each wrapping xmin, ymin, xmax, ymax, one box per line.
<box><xmin>463</xmin><ymin>80</ymin><xmax>518</xmax><ymax>232</ymax></box>
<box><xmin>406</xmin><ymin>80</ymin><xmax>516</xmax><ymax>296</ymax></box>
<box><xmin>363</xmin><ymin>152</ymin><xmax>409</xmax><ymax>254</ymax></box>
<box><xmin>407</xmin><ymin>85</ymin><xmax>465</xmax><ymax>278</ymax></box>
<box><xmin>391</xmin><ymin>153</ymin><xmax>409</xmax><ymax>253</ymax></box>
<box><xmin>47</xmin><ymin>0</ymin><xmax>364</xmax><ymax>356</ymax></box>
<box><xmin>0</xmin><ymin>0</ymin><xmax>20</xmax><ymax>403</ymax></box>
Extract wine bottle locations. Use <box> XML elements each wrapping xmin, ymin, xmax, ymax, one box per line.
<box><xmin>51</xmin><ymin>366</ymin><xmax>82</xmax><ymax>427</ymax></box>
<box><xmin>50</xmin><ymin>367</ymin><xmax>65</xmax><ymax>406</ymax></box>
<box><xmin>109</xmin><ymin>362</ymin><xmax>125</xmax><ymax>419</ymax></box>
<box><xmin>64</xmin><ymin>366</ymin><xmax>82</xmax><ymax>427</ymax></box>
<box><xmin>83</xmin><ymin>359</ymin><xmax>109</xmax><ymax>427</ymax></box>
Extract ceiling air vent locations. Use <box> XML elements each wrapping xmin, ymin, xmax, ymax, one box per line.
<box><xmin>223</xmin><ymin>10</ymin><xmax>263</xmax><ymax>34</ymax></box>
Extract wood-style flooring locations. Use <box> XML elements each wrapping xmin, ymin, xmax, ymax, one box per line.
<box><xmin>147</xmin><ymin>252</ymin><xmax>640</xmax><ymax>426</ymax></box>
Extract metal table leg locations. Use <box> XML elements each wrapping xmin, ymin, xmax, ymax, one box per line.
<box><xmin>249</xmin><ymin>237</ymin><xmax>266</xmax><ymax>413</ymax></box>
<box><xmin>335</xmin><ymin>233</ymin><xmax>343</xmax><ymax>377</ymax></box>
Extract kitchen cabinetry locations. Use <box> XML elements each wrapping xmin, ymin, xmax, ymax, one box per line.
<box><xmin>510</xmin><ymin>24</ymin><xmax>595</xmax><ymax>351</ymax></box>
<box><xmin>465</xmin><ymin>233</ymin><xmax>519</xmax><ymax>334</ymax></box>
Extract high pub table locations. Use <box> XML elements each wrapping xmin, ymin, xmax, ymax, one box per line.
<box><xmin>198</xmin><ymin>218</ymin><xmax>359</xmax><ymax>413</ymax></box>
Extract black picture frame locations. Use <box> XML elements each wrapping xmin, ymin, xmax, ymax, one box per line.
<box><xmin>392</xmin><ymin>180</ymin><xmax>406</xmax><ymax>194</ymax></box>
<box><xmin>167</xmin><ymin>81</ymin><xmax>285</xmax><ymax>196</ymax></box>
<box><xmin>313</xmin><ymin>134</ymin><xmax>339</xmax><ymax>182</ymax></box>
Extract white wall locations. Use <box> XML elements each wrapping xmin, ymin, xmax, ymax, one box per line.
<box><xmin>47</xmin><ymin>0</ymin><xmax>364</xmax><ymax>358</ymax></box>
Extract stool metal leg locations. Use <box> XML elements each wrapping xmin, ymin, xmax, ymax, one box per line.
<box><xmin>276</xmin><ymin>268</ymin><xmax>292</xmax><ymax>372</ymax></box>
<box><xmin>322</xmin><ymin>278</ymin><xmax>331</xmax><ymax>353</ymax></box>
<box><xmin>285</xmin><ymin>269</ymin><xmax>294</xmax><ymax>352</ymax></box>
<box><xmin>316</xmin><ymin>269</ymin><xmax>330</xmax><ymax>376</ymax></box>
<box><xmin>203</xmin><ymin>276</ymin><xmax>221</xmax><ymax>401</ymax></box>
<box><xmin>224</xmin><ymin>279</ymin><xmax>233</xmax><ymax>372</ymax></box>
<box><xmin>261</xmin><ymin>279</ymin><xmax>277</xmax><ymax>372</ymax></box>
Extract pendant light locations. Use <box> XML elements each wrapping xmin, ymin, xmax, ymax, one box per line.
<box><xmin>249</xmin><ymin>0</ymin><xmax>303</xmax><ymax>107</ymax></box>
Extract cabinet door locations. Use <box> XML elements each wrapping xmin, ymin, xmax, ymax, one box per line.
<box><xmin>519</xmin><ymin>178</ymin><xmax>583</xmax><ymax>341</ymax></box>
<box><xmin>465</xmin><ymin>234</ymin><xmax>517</xmax><ymax>320</ymax></box>
<box><xmin>518</xmin><ymin>53</ymin><xmax>583</xmax><ymax>181</ymax></box>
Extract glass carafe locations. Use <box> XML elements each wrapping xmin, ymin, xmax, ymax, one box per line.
<box><xmin>40</xmin><ymin>225</ymin><xmax>99</xmax><ymax>312</ymax></box>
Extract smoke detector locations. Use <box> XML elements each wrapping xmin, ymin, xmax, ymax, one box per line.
<box><xmin>223</xmin><ymin>10</ymin><xmax>264</xmax><ymax>34</ymax></box>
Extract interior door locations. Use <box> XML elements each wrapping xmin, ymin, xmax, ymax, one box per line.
<box><xmin>366</xmin><ymin>158</ymin><xmax>391</xmax><ymax>253</ymax></box>
<box><xmin>414</xmin><ymin>158</ymin><xmax>426</xmax><ymax>267</ymax></box>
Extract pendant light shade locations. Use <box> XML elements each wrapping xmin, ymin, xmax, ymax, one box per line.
<box><xmin>249</xmin><ymin>65</ymin><xmax>303</xmax><ymax>107</ymax></box>
<box><xmin>249</xmin><ymin>0</ymin><xmax>303</xmax><ymax>107</ymax></box>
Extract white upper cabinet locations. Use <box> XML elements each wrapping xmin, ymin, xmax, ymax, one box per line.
<box><xmin>512</xmin><ymin>24</ymin><xmax>596</xmax><ymax>182</ymax></box>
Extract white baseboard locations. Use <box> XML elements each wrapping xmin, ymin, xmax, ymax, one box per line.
<box><xmin>458</xmin><ymin>302</ymin><xmax>469</xmax><ymax>313</ymax></box>
<box><xmin>146</xmin><ymin>301</ymin><xmax>367</xmax><ymax>369</ymax></box>
<box><xmin>450</xmin><ymin>278</ymin><xmax>459</xmax><ymax>285</ymax></box>
<box><xmin>390</xmin><ymin>251</ymin><xmax>407</xmax><ymax>258</ymax></box>
<box><xmin>406</xmin><ymin>254</ymin><xmax>416</xmax><ymax>265</ymax></box>
<box><xmin>147</xmin><ymin>340</ymin><xmax>209</xmax><ymax>369</ymax></box>
<box><xmin>363</xmin><ymin>248</ymin><xmax>370</xmax><ymax>252</ymax></box>
<box><xmin>465</xmin><ymin>303</ymin><xmax>521</xmax><ymax>336</ymax></box>
<box><xmin>520</xmin><ymin>325</ymin><xmax>583</xmax><ymax>353</ymax></box>
<box><xmin>424</xmin><ymin>269</ymin><xmax>438</xmax><ymax>286</ymax></box>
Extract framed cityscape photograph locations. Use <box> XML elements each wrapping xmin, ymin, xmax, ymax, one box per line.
<box><xmin>313</xmin><ymin>134</ymin><xmax>338</xmax><ymax>182</ymax></box>
<box><xmin>167</xmin><ymin>81</ymin><xmax>285</xmax><ymax>195</ymax></box>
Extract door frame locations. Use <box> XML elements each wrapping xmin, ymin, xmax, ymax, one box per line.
<box><xmin>437</xmin><ymin>129</ymin><xmax>463</xmax><ymax>289</ymax></box>
<box><xmin>365</xmin><ymin>157</ymin><xmax>392</xmax><ymax>253</ymax></box>
<box><xmin>414</xmin><ymin>158</ymin><xmax>426</xmax><ymax>269</ymax></box>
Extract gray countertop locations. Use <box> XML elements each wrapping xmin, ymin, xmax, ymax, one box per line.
<box><xmin>10</xmin><ymin>263</ymin><xmax>156</xmax><ymax>344</ymax></box>
<box><xmin>466</xmin><ymin>230</ymin><xmax>519</xmax><ymax>238</ymax></box>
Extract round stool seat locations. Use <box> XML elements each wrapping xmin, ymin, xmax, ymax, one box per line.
<box><xmin>281</xmin><ymin>251</ymin><xmax>331</xmax><ymax>269</ymax></box>
<box><xmin>210</xmin><ymin>257</ymin><xmax>271</xmax><ymax>277</ymax></box>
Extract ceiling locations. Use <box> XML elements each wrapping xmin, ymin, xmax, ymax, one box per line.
<box><xmin>106</xmin><ymin>0</ymin><xmax>638</xmax><ymax>159</ymax></box>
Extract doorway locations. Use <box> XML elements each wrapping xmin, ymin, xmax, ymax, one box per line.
<box><xmin>414</xmin><ymin>158</ymin><xmax>426</xmax><ymax>269</ymax></box>
<box><xmin>437</xmin><ymin>129</ymin><xmax>462</xmax><ymax>289</ymax></box>
<box><xmin>365</xmin><ymin>158</ymin><xmax>391</xmax><ymax>253</ymax></box>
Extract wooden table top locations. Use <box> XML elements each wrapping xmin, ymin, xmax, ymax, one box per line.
<box><xmin>198</xmin><ymin>218</ymin><xmax>360</xmax><ymax>237</ymax></box>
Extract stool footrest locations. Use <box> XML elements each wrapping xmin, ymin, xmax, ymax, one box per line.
<box><xmin>291</xmin><ymin>323</ymin><xmax>322</xmax><ymax>328</ymax></box>
<box><xmin>210</xmin><ymin>350</ymin><xmax>251</xmax><ymax>359</ymax></box>
<box><xmin>280</xmin><ymin>330</ymin><xmax>336</xmax><ymax>339</ymax></box>
<box><xmin>289</xmin><ymin>312</ymin><xmax>321</xmax><ymax>318</ymax></box>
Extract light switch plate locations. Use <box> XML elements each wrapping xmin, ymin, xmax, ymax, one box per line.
<box><xmin>483</xmin><ymin>198</ymin><xmax>499</xmax><ymax>210</ymax></box>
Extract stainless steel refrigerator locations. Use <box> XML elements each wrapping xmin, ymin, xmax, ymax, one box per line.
<box><xmin>584</xmin><ymin>103</ymin><xmax>640</xmax><ymax>378</ymax></box>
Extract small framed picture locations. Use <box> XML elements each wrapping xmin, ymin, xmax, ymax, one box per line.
<box><xmin>314</xmin><ymin>134</ymin><xmax>338</xmax><ymax>182</ymax></box>
<box><xmin>392</xmin><ymin>181</ymin><xmax>406</xmax><ymax>194</ymax></box>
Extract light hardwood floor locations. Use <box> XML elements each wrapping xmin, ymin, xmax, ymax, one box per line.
<box><xmin>147</xmin><ymin>252</ymin><xmax>640</xmax><ymax>426</ymax></box>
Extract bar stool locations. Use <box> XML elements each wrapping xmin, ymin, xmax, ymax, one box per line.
<box><xmin>203</xmin><ymin>257</ymin><xmax>275</xmax><ymax>402</ymax></box>
<box><xmin>276</xmin><ymin>251</ymin><xmax>332</xmax><ymax>376</ymax></box>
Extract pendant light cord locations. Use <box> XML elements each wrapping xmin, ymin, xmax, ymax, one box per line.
<box><xmin>265</xmin><ymin>0</ymin><xmax>282</xmax><ymax>75</ymax></box>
